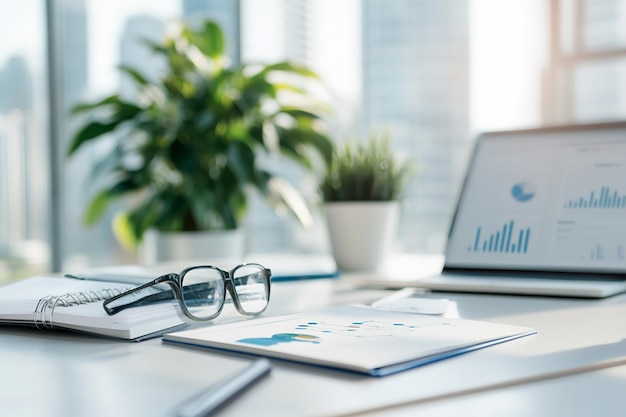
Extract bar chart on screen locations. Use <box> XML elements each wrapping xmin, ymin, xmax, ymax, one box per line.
<box><xmin>587</xmin><ymin>244</ymin><xmax>625</xmax><ymax>261</ymax></box>
<box><xmin>563</xmin><ymin>185</ymin><xmax>626</xmax><ymax>210</ymax></box>
<box><xmin>466</xmin><ymin>220</ymin><xmax>532</xmax><ymax>255</ymax></box>
<box><xmin>552</xmin><ymin>175</ymin><xmax>626</xmax><ymax>267</ymax></box>
<box><xmin>549</xmin><ymin>240</ymin><xmax>626</xmax><ymax>265</ymax></box>
<box><xmin>548</xmin><ymin>215</ymin><xmax>626</xmax><ymax>266</ymax></box>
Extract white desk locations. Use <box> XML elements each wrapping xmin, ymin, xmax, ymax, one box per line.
<box><xmin>356</xmin><ymin>363</ymin><xmax>626</xmax><ymax>417</ymax></box>
<box><xmin>1</xmin><ymin>277</ymin><xmax>626</xmax><ymax>417</ymax></box>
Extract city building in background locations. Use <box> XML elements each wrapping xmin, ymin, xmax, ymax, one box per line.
<box><xmin>362</xmin><ymin>0</ymin><xmax>470</xmax><ymax>252</ymax></box>
<box><xmin>0</xmin><ymin>4</ymin><xmax>49</xmax><ymax>279</ymax></box>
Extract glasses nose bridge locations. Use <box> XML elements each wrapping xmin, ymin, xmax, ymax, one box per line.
<box><xmin>221</xmin><ymin>270</ymin><xmax>242</xmax><ymax>303</ymax></box>
<box><xmin>221</xmin><ymin>269</ymin><xmax>232</xmax><ymax>281</ymax></box>
<box><xmin>222</xmin><ymin>270</ymin><xmax>237</xmax><ymax>295</ymax></box>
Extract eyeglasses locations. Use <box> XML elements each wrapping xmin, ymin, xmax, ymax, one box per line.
<box><xmin>102</xmin><ymin>264</ymin><xmax>271</xmax><ymax>321</ymax></box>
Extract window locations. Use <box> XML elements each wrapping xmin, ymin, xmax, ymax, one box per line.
<box><xmin>544</xmin><ymin>0</ymin><xmax>626</xmax><ymax>123</ymax></box>
<box><xmin>0</xmin><ymin>2</ymin><xmax>49</xmax><ymax>283</ymax></box>
<box><xmin>1</xmin><ymin>0</ymin><xmax>625</xmax><ymax>281</ymax></box>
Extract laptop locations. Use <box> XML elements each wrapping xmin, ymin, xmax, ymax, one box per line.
<box><xmin>386</xmin><ymin>122</ymin><xmax>626</xmax><ymax>298</ymax></box>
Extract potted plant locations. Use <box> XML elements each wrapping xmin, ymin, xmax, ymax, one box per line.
<box><xmin>68</xmin><ymin>19</ymin><xmax>333</xmax><ymax>262</ymax></box>
<box><xmin>320</xmin><ymin>131</ymin><xmax>412</xmax><ymax>272</ymax></box>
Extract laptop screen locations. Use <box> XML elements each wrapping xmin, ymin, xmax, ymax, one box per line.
<box><xmin>444</xmin><ymin>122</ymin><xmax>626</xmax><ymax>275</ymax></box>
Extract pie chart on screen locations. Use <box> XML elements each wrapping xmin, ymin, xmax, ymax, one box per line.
<box><xmin>511</xmin><ymin>182</ymin><xmax>535</xmax><ymax>202</ymax></box>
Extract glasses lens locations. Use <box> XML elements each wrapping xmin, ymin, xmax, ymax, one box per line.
<box><xmin>232</xmin><ymin>264</ymin><xmax>270</xmax><ymax>314</ymax></box>
<box><xmin>181</xmin><ymin>267</ymin><xmax>225</xmax><ymax>320</ymax></box>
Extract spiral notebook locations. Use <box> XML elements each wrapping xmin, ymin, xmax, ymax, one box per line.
<box><xmin>0</xmin><ymin>276</ymin><xmax>187</xmax><ymax>341</ymax></box>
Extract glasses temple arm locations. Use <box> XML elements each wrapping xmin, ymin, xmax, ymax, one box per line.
<box><xmin>103</xmin><ymin>280</ymin><xmax>215</xmax><ymax>315</ymax></box>
<box><xmin>103</xmin><ymin>289</ymin><xmax>176</xmax><ymax>315</ymax></box>
<box><xmin>103</xmin><ymin>274</ymin><xmax>177</xmax><ymax>315</ymax></box>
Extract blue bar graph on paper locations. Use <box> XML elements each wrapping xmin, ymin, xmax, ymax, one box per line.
<box><xmin>565</xmin><ymin>186</ymin><xmax>626</xmax><ymax>209</ymax></box>
<box><xmin>467</xmin><ymin>220</ymin><xmax>530</xmax><ymax>254</ymax></box>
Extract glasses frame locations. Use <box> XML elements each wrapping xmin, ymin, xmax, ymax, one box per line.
<box><xmin>102</xmin><ymin>263</ymin><xmax>271</xmax><ymax>322</ymax></box>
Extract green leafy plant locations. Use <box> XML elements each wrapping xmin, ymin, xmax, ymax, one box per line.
<box><xmin>321</xmin><ymin>131</ymin><xmax>412</xmax><ymax>201</ymax></box>
<box><xmin>68</xmin><ymin>19</ymin><xmax>333</xmax><ymax>248</ymax></box>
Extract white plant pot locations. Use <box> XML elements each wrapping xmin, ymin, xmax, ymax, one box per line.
<box><xmin>140</xmin><ymin>229</ymin><xmax>245</xmax><ymax>266</ymax></box>
<box><xmin>323</xmin><ymin>201</ymin><xmax>400</xmax><ymax>273</ymax></box>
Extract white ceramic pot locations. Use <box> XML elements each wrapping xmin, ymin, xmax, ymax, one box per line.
<box><xmin>140</xmin><ymin>229</ymin><xmax>245</xmax><ymax>266</ymax></box>
<box><xmin>323</xmin><ymin>201</ymin><xmax>400</xmax><ymax>272</ymax></box>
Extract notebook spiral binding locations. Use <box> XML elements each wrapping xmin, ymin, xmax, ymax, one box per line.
<box><xmin>33</xmin><ymin>288</ymin><xmax>128</xmax><ymax>330</ymax></box>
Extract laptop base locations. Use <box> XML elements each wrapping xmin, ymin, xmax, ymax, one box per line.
<box><xmin>414</xmin><ymin>273</ymin><xmax>626</xmax><ymax>298</ymax></box>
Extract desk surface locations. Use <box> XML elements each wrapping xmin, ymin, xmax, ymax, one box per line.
<box><xmin>2</xmin><ymin>275</ymin><xmax>626</xmax><ymax>417</ymax></box>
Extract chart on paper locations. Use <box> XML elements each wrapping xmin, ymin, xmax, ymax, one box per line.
<box><xmin>235</xmin><ymin>317</ymin><xmax>455</xmax><ymax>347</ymax></box>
